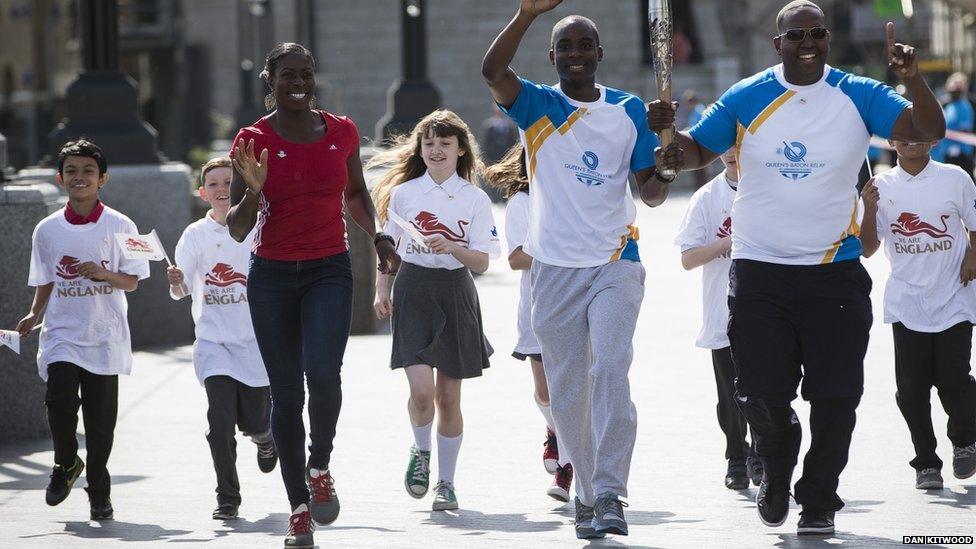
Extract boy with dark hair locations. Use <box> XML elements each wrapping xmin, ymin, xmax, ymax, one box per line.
<box><xmin>17</xmin><ymin>139</ymin><xmax>150</xmax><ymax>520</ymax></box>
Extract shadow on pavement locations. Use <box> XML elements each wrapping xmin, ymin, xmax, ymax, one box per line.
<box><xmin>839</xmin><ymin>499</ymin><xmax>884</xmax><ymax>514</ymax></box>
<box><xmin>422</xmin><ymin>509</ymin><xmax>563</xmax><ymax>533</ymax></box>
<box><xmin>926</xmin><ymin>485</ymin><xmax>975</xmax><ymax>509</ymax></box>
<box><xmin>18</xmin><ymin>520</ymin><xmax>192</xmax><ymax>543</ymax></box>
<box><xmin>583</xmin><ymin>540</ymin><xmax>666</xmax><ymax>549</ymax></box>
<box><xmin>0</xmin><ymin>434</ymin><xmax>147</xmax><ymax>491</ymax></box>
<box><xmin>772</xmin><ymin>532</ymin><xmax>904</xmax><ymax>547</ymax></box>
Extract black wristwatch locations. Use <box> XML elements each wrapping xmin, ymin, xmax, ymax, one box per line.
<box><xmin>374</xmin><ymin>233</ymin><xmax>395</xmax><ymax>247</ymax></box>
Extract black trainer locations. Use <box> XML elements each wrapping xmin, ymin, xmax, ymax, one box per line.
<box><xmin>746</xmin><ymin>455</ymin><xmax>764</xmax><ymax>487</ymax></box>
<box><xmin>797</xmin><ymin>508</ymin><xmax>834</xmax><ymax>535</ymax></box>
<box><xmin>212</xmin><ymin>502</ymin><xmax>240</xmax><ymax>520</ymax></box>
<box><xmin>86</xmin><ymin>488</ymin><xmax>114</xmax><ymax>521</ymax></box>
<box><xmin>756</xmin><ymin>476</ymin><xmax>791</xmax><ymax>527</ymax></box>
<box><xmin>257</xmin><ymin>441</ymin><xmax>278</xmax><ymax>474</ymax></box>
<box><xmin>725</xmin><ymin>458</ymin><xmax>750</xmax><ymax>490</ymax></box>
<box><xmin>45</xmin><ymin>456</ymin><xmax>84</xmax><ymax>506</ymax></box>
<box><xmin>574</xmin><ymin>497</ymin><xmax>605</xmax><ymax>540</ymax></box>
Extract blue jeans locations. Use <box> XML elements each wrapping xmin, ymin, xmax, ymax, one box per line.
<box><xmin>247</xmin><ymin>252</ymin><xmax>353</xmax><ymax>508</ymax></box>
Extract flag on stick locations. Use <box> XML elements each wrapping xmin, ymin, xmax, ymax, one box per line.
<box><xmin>0</xmin><ymin>330</ymin><xmax>20</xmax><ymax>355</ymax></box>
<box><xmin>115</xmin><ymin>230</ymin><xmax>168</xmax><ymax>263</ymax></box>
<box><xmin>387</xmin><ymin>210</ymin><xmax>428</xmax><ymax>246</ymax></box>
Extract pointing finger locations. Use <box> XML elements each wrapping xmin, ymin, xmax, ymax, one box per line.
<box><xmin>886</xmin><ymin>21</ymin><xmax>896</xmax><ymax>55</ymax></box>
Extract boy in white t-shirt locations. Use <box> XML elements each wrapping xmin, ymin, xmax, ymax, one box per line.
<box><xmin>861</xmin><ymin>140</ymin><xmax>976</xmax><ymax>489</ymax></box>
<box><xmin>675</xmin><ymin>149</ymin><xmax>761</xmax><ymax>491</ymax></box>
<box><xmin>17</xmin><ymin>139</ymin><xmax>150</xmax><ymax>520</ymax></box>
<box><xmin>167</xmin><ymin>157</ymin><xmax>276</xmax><ymax>520</ymax></box>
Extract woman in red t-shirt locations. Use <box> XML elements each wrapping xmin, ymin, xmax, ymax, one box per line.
<box><xmin>227</xmin><ymin>43</ymin><xmax>399</xmax><ymax>546</ymax></box>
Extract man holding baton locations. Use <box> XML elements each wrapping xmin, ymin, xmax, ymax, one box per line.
<box><xmin>648</xmin><ymin>0</ymin><xmax>944</xmax><ymax>535</ymax></box>
<box><xmin>482</xmin><ymin>0</ymin><xmax>679</xmax><ymax>540</ymax></box>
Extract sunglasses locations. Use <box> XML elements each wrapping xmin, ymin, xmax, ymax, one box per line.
<box><xmin>778</xmin><ymin>27</ymin><xmax>829</xmax><ymax>42</ymax></box>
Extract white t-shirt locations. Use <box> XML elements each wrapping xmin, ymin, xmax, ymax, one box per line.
<box><xmin>501</xmin><ymin>79</ymin><xmax>658</xmax><ymax>267</ymax></box>
<box><xmin>384</xmin><ymin>171</ymin><xmax>500</xmax><ymax>270</ymax></box>
<box><xmin>690</xmin><ymin>64</ymin><xmax>910</xmax><ymax>265</ymax></box>
<box><xmin>173</xmin><ymin>213</ymin><xmax>268</xmax><ymax>386</ymax></box>
<box><xmin>28</xmin><ymin>206</ymin><xmax>150</xmax><ymax>381</ymax></box>
<box><xmin>674</xmin><ymin>172</ymin><xmax>736</xmax><ymax>349</ymax></box>
<box><xmin>872</xmin><ymin>160</ymin><xmax>976</xmax><ymax>332</ymax></box>
<box><xmin>505</xmin><ymin>191</ymin><xmax>541</xmax><ymax>356</ymax></box>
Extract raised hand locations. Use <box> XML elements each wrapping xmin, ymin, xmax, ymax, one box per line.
<box><xmin>654</xmin><ymin>142</ymin><xmax>685</xmax><ymax>175</ymax></box>
<box><xmin>886</xmin><ymin>22</ymin><xmax>918</xmax><ymax>79</ymax></box>
<box><xmin>519</xmin><ymin>0</ymin><xmax>562</xmax><ymax>16</ymax></box>
<box><xmin>167</xmin><ymin>266</ymin><xmax>185</xmax><ymax>287</ymax></box>
<box><xmin>861</xmin><ymin>178</ymin><xmax>879</xmax><ymax>213</ymax></box>
<box><xmin>232</xmin><ymin>138</ymin><xmax>270</xmax><ymax>195</ymax></box>
<box><xmin>16</xmin><ymin>313</ymin><xmax>38</xmax><ymax>338</ymax></box>
<box><xmin>646</xmin><ymin>100</ymin><xmax>679</xmax><ymax>134</ymax></box>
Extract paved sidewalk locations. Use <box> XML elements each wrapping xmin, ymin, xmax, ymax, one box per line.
<box><xmin>1</xmin><ymin>192</ymin><xmax>973</xmax><ymax>548</ymax></box>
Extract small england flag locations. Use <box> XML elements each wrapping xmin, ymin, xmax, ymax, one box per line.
<box><xmin>115</xmin><ymin>230</ymin><xmax>168</xmax><ymax>262</ymax></box>
<box><xmin>0</xmin><ymin>330</ymin><xmax>20</xmax><ymax>355</ymax></box>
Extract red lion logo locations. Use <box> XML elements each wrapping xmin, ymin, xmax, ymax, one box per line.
<box><xmin>716</xmin><ymin>217</ymin><xmax>732</xmax><ymax>239</ymax></box>
<box><xmin>56</xmin><ymin>256</ymin><xmax>81</xmax><ymax>280</ymax></box>
<box><xmin>411</xmin><ymin>211</ymin><xmax>469</xmax><ymax>243</ymax></box>
<box><xmin>205</xmin><ymin>263</ymin><xmax>248</xmax><ymax>287</ymax></box>
<box><xmin>890</xmin><ymin>212</ymin><xmax>953</xmax><ymax>239</ymax></box>
<box><xmin>125</xmin><ymin>238</ymin><xmax>154</xmax><ymax>252</ymax></box>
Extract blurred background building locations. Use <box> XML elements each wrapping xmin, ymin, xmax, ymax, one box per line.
<box><xmin>1</xmin><ymin>0</ymin><xmax>975</xmax><ymax>172</ymax></box>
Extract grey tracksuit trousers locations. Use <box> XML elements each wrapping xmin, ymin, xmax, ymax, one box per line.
<box><xmin>531</xmin><ymin>259</ymin><xmax>645</xmax><ymax>506</ymax></box>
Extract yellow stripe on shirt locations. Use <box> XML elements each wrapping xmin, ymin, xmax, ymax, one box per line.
<box><xmin>747</xmin><ymin>91</ymin><xmax>796</xmax><ymax>134</ymax></box>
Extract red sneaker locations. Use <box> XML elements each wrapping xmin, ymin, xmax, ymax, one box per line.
<box><xmin>547</xmin><ymin>463</ymin><xmax>573</xmax><ymax>502</ymax></box>
<box><xmin>543</xmin><ymin>428</ymin><xmax>559</xmax><ymax>474</ymax></box>
<box><xmin>307</xmin><ymin>469</ymin><xmax>340</xmax><ymax>525</ymax></box>
<box><xmin>285</xmin><ymin>504</ymin><xmax>314</xmax><ymax>548</ymax></box>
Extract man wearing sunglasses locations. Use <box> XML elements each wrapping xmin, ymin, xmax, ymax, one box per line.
<box><xmin>648</xmin><ymin>0</ymin><xmax>945</xmax><ymax>537</ymax></box>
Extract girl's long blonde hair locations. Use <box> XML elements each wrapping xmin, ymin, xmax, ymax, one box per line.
<box><xmin>369</xmin><ymin>110</ymin><xmax>485</xmax><ymax>222</ymax></box>
<box><xmin>483</xmin><ymin>143</ymin><xmax>528</xmax><ymax>199</ymax></box>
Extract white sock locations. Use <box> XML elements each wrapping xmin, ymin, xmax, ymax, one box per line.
<box><xmin>535</xmin><ymin>396</ymin><xmax>555</xmax><ymax>431</ymax></box>
<box><xmin>436</xmin><ymin>432</ymin><xmax>463</xmax><ymax>484</ymax></box>
<box><xmin>412</xmin><ymin>420</ymin><xmax>433</xmax><ymax>451</ymax></box>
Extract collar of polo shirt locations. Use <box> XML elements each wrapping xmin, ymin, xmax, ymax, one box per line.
<box><xmin>419</xmin><ymin>171</ymin><xmax>469</xmax><ymax>197</ymax></box>
<box><xmin>895</xmin><ymin>159</ymin><xmax>937</xmax><ymax>181</ymax></box>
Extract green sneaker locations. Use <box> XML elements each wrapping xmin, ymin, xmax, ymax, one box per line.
<box><xmin>404</xmin><ymin>446</ymin><xmax>431</xmax><ymax>499</ymax></box>
<box><xmin>432</xmin><ymin>481</ymin><xmax>458</xmax><ymax>511</ymax></box>
<box><xmin>46</xmin><ymin>456</ymin><xmax>84</xmax><ymax>506</ymax></box>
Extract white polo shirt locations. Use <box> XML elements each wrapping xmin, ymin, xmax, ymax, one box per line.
<box><xmin>691</xmin><ymin>64</ymin><xmax>910</xmax><ymax>265</ymax></box>
<box><xmin>28</xmin><ymin>206</ymin><xmax>150</xmax><ymax>381</ymax></box>
<box><xmin>173</xmin><ymin>213</ymin><xmax>268</xmax><ymax>386</ymax></box>
<box><xmin>872</xmin><ymin>160</ymin><xmax>976</xmax><ymax>332</ymax></box>
<box><xmin>674</xmin><ymin>172</ymin><xmax>736</xmax><ymax>349</ymax></box>
<box><xmin>501</xmin><ymin>78</ymin><xmax>658</xmax><ymax>267</ymax></box>
<box><xmin>505</xmin><ymin>191</ymin><xmax>541</xmax><ymax>356</ymax></box>
<box><xmin>384</xmin><ymin>171</ymin><xmax>500</xmax><ymax>270</ymax></box>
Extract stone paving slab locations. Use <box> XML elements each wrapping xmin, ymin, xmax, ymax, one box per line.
<box><xmin>1</xmin><ymin>194</ymin><xmax>973</xmax><ymax>548</ymax></box>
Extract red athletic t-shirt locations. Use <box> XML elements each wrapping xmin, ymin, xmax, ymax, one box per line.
<box><xmin>231</xmin><ymin>111</ymin><xmax>359</xmax><ymax>260</ymax></box>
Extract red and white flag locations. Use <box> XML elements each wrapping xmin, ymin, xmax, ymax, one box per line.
<box><xmin>0</xmin><ymin>330</ymin><xmax>20</xmax><ymax>355</ymax></box>
<box><xmin>115</xmin><ymin>229</ymin><xmax>168</xmax><ymax>262</ymax></box>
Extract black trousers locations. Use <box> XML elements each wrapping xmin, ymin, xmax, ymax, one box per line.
<box><xmin>45</xmin><ymin>362</ymin><xmax>118</xmax><ymax>496</ymax></box>
<box><xmin>729</xmin><ymin>259</ymin><xmax>872</xmax><ymax>512</ymax></box>
<box><xmin>711</xmin><ymin>347</ymin><xmax>752</xmax><ymax>460</ymax></box>
<box><xmin>893</xmin><ymin>322</ymin><xmax>976</xmax><ymax>471</ymax></box>
<box><xmin>204</xmin><ymin>376</ymin><xmax>272</xmax><ymax>505</ymax></box>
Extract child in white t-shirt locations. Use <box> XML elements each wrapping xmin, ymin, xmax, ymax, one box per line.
<box><xmin>861</xmin><ymin>139</ymin><xmax>976</xmax><ymax>488</ymax></box>
<box><xmin>674</xmin><ymin>148</ymin><xmax>760</xmax><ymax>491</ymax></box>
<box><xmin>167</xmin><ymin>157</ymin><xmax>276</xmax><ymax>520</ymax></box>
<box><xmin>369</xmin><ymin>110</ymin><xmax>499</xmax><ymax>511</ymax></box>
<box><xmin>17</xmin><ymin>139</ymin><xmax>150</xmax><ymax>520</ymax></box>
<box><xmin>485</xmin><ymin>143</ymin><xmax>573</xmax><ymax>502</ymax></box>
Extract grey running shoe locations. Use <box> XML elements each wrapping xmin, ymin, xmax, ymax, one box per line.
<box><xmin>797</xmin><ymin>508</ymin><xmax>834</xmax><ymax>535</ymax></box>
<box><xmin>726</xmin><ymin>458</ymin><xmax>750</xmax><ymax>490</ymax></box>
<box><xmin>432</xmin><ymin>481</ymin><xmax>458</xmax><ymax>511</ymax></box>
<box><xmin>284</xmin><ymin>504</ymin><xmax>314</xmax><ymax>548</ymax></box>
<box><xmin>404</xmin><ymin>446</ymin><xmax>431</xmax><ymax>499</ymax></box>
<box><xmin>574</xmin><ymin>497</ymin><xmax>606</xmax><ymax>540</ymax></box>
<box><xmin>953</xmin><ymin>444</ymin><xmax>976</xmax><ymax>479</ymax></box>
<box><xmin>307</xmin><ymin>469</ymin><xmax>340</xmax><ymax>525</ymax></box>
<box><xmin>915</xmin><ymin>468</ymin><xmax>944</xmax><ymax>490</ymax></box>
<box><xmin>591</xmin><ymin>492</ymin><xmax>628</xmax><ymax>536</ymax></box>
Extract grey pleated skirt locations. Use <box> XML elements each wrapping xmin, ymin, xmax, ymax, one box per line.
<box><xmin>390</xmin><ymin>262</ymin><xmax>493</xmax><ymax>379</ymax></box>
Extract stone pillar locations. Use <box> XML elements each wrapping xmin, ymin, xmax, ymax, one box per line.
<box><xmin>0</xmin><ymin>180</ymin><xmax>61</xmax><ymax>441</ymax></box>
